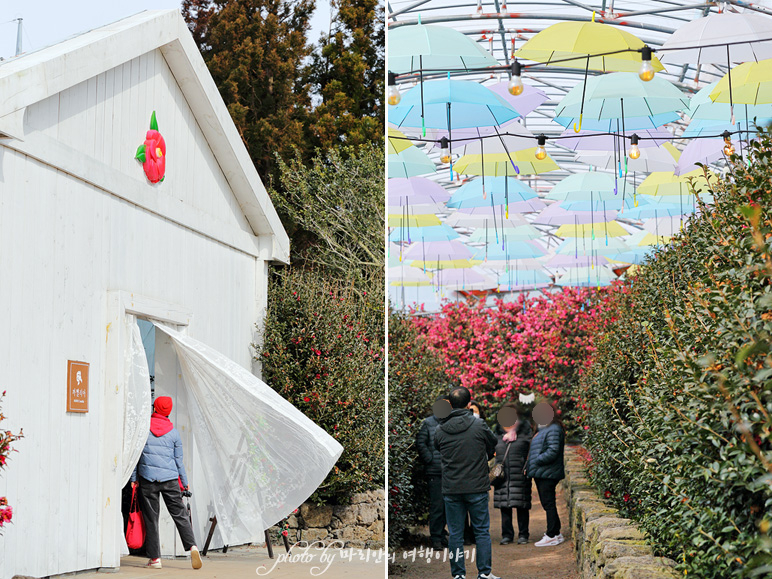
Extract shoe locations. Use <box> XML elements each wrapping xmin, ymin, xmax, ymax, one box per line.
<box><xmin>555</xmin><ymin>533</ymin><xmax>565</xmax><ymax>545</ymax></box>
<box><xmin>478</xmin><ymin>573</ymin><xmax>501</xmax><ymax>579</ymax></box>
<box><xmin>146</xmin><ymin>558</ymin><xmax>162</xmax><ymax>569</ymax></box>
<box><xmin>432</xmin><ymin>540</ymin><xmax>444</xmax><ymax>550</ymax></box>
<box><xmin>190</xmin><ymin>545</ymin><xmax>203</xmax><ymax>569</ymax></box>
<box><xmin>534</xmin><ymin>533</ymin><xmax>564</xmax><ymax>547</ymax></box>
<box><xmin>517</xmin><ymin>536</ymin><xmax>528</xmax><ymax>544</ymax></box>
<box><xmin>499</xmin><ymin>537</ymin><xmax>513</xmax><ymax>545</ymax></box>
<box><xmin>453</xmin><ymin>575</ymin><xmax>466</xmax><ymax>579</ymax></box>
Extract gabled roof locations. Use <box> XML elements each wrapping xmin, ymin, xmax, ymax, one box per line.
<box><xmin>0</xmin><ymin>10</ymin><xmax>289</xmax><ymax>263</ymax></box>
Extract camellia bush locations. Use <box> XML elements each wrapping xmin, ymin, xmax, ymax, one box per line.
<box><xmin>0</xmin><ymin>391</ymin><xmax>23</xmax><ymax>533</ymax></box>
<box><xmin>255</xmin><ymin>268</ymin><xmax>384</xmax><ymax>504</ymax></box>
<box><xmin>579</xmin><ymin>130</ymin><xmax>772</xmax><ymax>578</ymax></box>
<box><xmin>412</xmin><ymin>288</ymin><xmax>619</xmax><ymax>436</ymax></box>
<box><xmin>388</xmin><ymin>309</ymin><xmax>449</xmax><ymax>547</ymax></box>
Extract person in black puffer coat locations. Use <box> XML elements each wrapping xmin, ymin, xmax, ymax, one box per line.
<box><xmin>416</xmin><ymin>394</ymin><xmax>451</xmax><ymax>549</ymax></box>
<box><xmin>492</xmin><ymin>402</ymin><xmax>532</xmax><ymax>545</ymax></box>
<box><xmin>526</xmin><ymin>402</ymin><xmax>566</xmax><ymax>548</ymax></box>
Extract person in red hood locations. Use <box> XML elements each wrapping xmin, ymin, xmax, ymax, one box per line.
<box><xmin>130</xmin><ymin>396</ymin><xmax>202</xmax><ymax>570</ymax></box>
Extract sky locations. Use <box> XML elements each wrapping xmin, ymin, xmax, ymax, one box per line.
<box><xmin>0</xmin><ymin>0</ymin><xmax>332</xmax><ymax>60</ymax></box>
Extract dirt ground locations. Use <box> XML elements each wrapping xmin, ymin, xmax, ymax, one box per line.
<box><xmin>389</xmin><ymin>484</ymin><xmax>578</xmax><ymax>579</ymax></box>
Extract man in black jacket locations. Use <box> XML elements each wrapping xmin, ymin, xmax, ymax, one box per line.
<box><xmin>416</xmin><ymin>395</ymin><xmax>451</xmax><ymax>550</ymax></box>
<box><xmin>434</xmin><ymin>387</ymin><xmax>499</xmax><ymax>579</ymax></box>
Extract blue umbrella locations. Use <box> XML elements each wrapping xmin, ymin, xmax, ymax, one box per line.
<box><xmin>450</xmin><ymin>177</ymin><xmax>538</xmax><ymax>205</ymax></box>
<box><xmin>388</xmin><ymin>224</ymin><xmax>459</xmax><ymax>243</ymax></box>
<box><xmin>497</xmin><ymin>269</ymin><xmax>553</xmax><ymax>289</ymax></box>
<box><xmin>471</xmin><ymin>241</ymin><xmax>547</xmax><ymax>260</ymax></box>
<box><xmin>554</xmin><ymin>112</ymin><xmax>680</xmax><ymax>132</ymax></box>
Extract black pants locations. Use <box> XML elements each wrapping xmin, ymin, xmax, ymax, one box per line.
<box><xmin>535</xmin><ymin>478</ymin><xmax>561</xmax><ymax>538</ymax></box>
<box><xmin>500</xmin><ymin>506</ymin><xmax>530</xmax><ymax>540</ymax></box>
<box><xmin>427</xmin><ymin>475</ymin><xmax>447</xmax><ymax>543</ymax></box>
<box><xmin>138</xmin><ymin>477</ymin><xmax>197</xmax><ymax>559</ymax></box>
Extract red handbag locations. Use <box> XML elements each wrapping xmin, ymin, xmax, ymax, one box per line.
<box><xmin>126</xmin><ymin>485</ymin><xmax>146</xmax><ymax>550</ymax></box>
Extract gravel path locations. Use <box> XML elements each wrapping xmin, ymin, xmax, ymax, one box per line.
<box><xmin>390</xmin><ymin>483</ymin><xmax>579</xmax><ymax>579</ymax></box>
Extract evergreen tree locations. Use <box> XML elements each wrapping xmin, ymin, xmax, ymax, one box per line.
<box><xmin>306</xmin><ymin>0</ymin><xmax>385</xmax><ymax>150</ymax></box>
<box><xmin>182</xmin><ymin>0</ymin><xmax>315</xmax><ymax>184</ymax></box>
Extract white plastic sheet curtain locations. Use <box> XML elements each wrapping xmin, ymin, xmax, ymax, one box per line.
<box><xmin>155</xmin><ymin>324</ymin><xmax>343</xmax><ymax>545</ymax></box>
<box><xmin>121</xmin><ymin>315</ymin><xmax>152</xmax><ymax>486</ymax></box>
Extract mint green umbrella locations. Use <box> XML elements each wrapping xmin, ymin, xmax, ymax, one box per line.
<box><xmin>389</xmin><ymin>23</ymin><xmax>499</xmax><ymax>74</ymax></box>
<box><xmin>388</xmin><ymin>146</ymin><xmax>436</xmax><ymax>178</ymax></box>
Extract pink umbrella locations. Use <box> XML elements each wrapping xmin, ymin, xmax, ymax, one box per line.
<box><xmin>403</xmin><ymin>240</ymin><xmax>473</xmax><ymax>261</ymax></box>
<box><xmin>456</xmin><ymin>198</ymin><xmax>546</xmax><ymax>214</ymax></box>
<box><xmin>389</xmin><ymin>177</ymin><xmax>451</xmax><ymax>202</ymax></box>
<box><xmin>546</xmin><ymin>254</ymin><xmax>610</xmax><ymax>268</ymax></box>
<box><xmin>488</xmin><ymin>81</ymin><xmax>549</xmax><ymax>118</ymax></box>
<box><xmin>533</xmin><ymin>204</ymin><xmax>618</xmax><ymax>226</ymax></box>
<box><xmin>674</xmin><ymin>137</ymin><xmax>741</xmax><ymax>176</ymax></box>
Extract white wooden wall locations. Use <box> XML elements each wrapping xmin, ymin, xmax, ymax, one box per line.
<box><xmin>0</xmin><ymin>48</ymin><xmax>269</xmax><ymax>578</ymax></box>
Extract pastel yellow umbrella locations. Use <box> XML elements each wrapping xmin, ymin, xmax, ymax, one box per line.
<box><xmin>635</xmin><ymin>233</ymin><xmax>672</xmax><ymax>246</ymax></box>
<box><xmin>388</xmin><ymin>214</ymin><xmax>441</xmax><ymax>227</ymax></box>
<box><xmin>556</xmin><ymin>221</ymin><xmax>629</xmax><ymax>238</ymax></box>
<box><xmin>637</xmin><ymin>169</ymin><xmax>718</xmax><ymax>197</ymax></box>
<box><xmin>514</xmin><ymin>21</ymin><xmax>665</xmax><ymax>73</ymax></box>
<box><xmin>710</xmin><ymin>59</ymin><xmax>772</xmax><ymax>106</ymax></box>
<box><xmin>453</xmin><ymin>148</ymin><xmax>560</xmax><ymax>176</ymax></box>
<box><xmin>388</xmin><ymin>127</ymin><xmax>414</xmax><ymax>155</ymax></box>
<box><xmin>409</xmin><ymin>259</ymin><xmax>479</xmax><ymax>270</ymax></box>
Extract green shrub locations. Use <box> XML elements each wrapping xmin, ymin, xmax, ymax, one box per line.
<box><xmin>387</xmin><ymin>309</ymin><xmax>449</xmax><ymax>547</ymax></box>
<box><xmin>579</xmin><ymin>130</ymin><xmax>772</xmax><ymax>577</ymax></box>
<box><xmin>255</xmin><ymin>268</ymin><xmax>384</xmax><ymax>503</ymax></box>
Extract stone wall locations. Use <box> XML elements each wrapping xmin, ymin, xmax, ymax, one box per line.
<box><xmin>267</xmin><ymin>489</ymin><xmax>385</xmax><ymax>549</ymax></box>
<box><xmin>563</xmin><ymin>446</ymin><xmax>679</xmax><ymax>579</ymax></box>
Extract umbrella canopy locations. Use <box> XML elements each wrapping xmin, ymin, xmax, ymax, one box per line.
<box><xmin>554</xmin><ymin>111</ymin><xmax>680</xmax><ymax>132</ymax></box>
<box><xmin>435</xmin><ymin>267</ymin><xmax>498</xmax><ymax>290</ymax></box>
<box><xmin>388</xmin><ymin>146</ymin><xmax>436</xmax><ymax>178</ymax></box>
<box><xmin>555</xmin><ymin>237</ymin><xmax>630</xmax><ymax>256</ymax></box>
<box><xmin>488</xmin><ymin>82</ymin><xmax>549</xmax><ymax>117</ymax></box>
<box><xmin>514</xmin><ymin>21</ymin><xmax>665</xmax><ymax>72</ymax></box>
<box><xmin>453</xmin><ymin>148</ymin><xmax>560</xmax><ymax>176</ymax></box>
<box><xmin>533</xmin><ymin>204</ymin><xmax>615</xmax><ymax>225</ymax></box>
<box><xmin>466</xmin><ymin>224</ymin><xmax>542</xmax><ymax>243</ymax></box>
<box><xmin>497</xmin><ymin>269</ymin><xmax>553</xmax><ymax>289</ymax></box>
<box><xmin>683</xmin><ymin>118</ymin><xmax>771</xmax><ymax>137</ymax></box>
<box><xmin>471</xmin><ymin>240</ymin><xmax>547</xmax><ymax>260</ymax></box>
<box><xmin>555</xmin><ymin>73</ymin><xmax>689</xmax><ymax>120</ymax></box>
<box><xmin>389</xmin><ymin>224</ymin><xmax>459</xmax><ymax>243</ymax></box>
<box><xmin>388</xmin><ymin>127</ymin><xmax>414</xmax><ymax>155</ymax></box>
<box><xmin>403</xmin><ymin>240</ymin><xmax>473</xmax><ymax>261</ymax></box>
<box><xmin>451</xmin><ymin>176</ymin><xmax>538</xmax><ymax>202</ymax></box>
<box><xmin>461</xmin><ymin>130</ymin><xmax>536</xmax><ymax>157</ymax></box>
<box><xmin>388</xmin><ymin>214</ymin><xmax>442</xmax><ymax>227</ymax></box>
<box><xmin>621</xmin><ymin>200</ymin><xmax>697</xmax><ymax>220</ymax></box>
<box><xmin>388</xmin><ymin>23</ymin><xmax>499</xmax><ymax>74</ymax></box>
<box><xmin>643</xmin><ymin>216</ymin><xmax>686</xmax><ymax>237</ymax></box>
<box><xmin>389</xmin><ymin>177</ymin><xmax>450</xmax><ymax>202</ymax></box>
<box><xmin>547</xmin><ymin>172</ymin><xmax>619</xmax><ymax>202</ymax></box>
<box><xmin>556</xmin><ymin>265</ymin><xmax>617</xmax><ymax>287</ymax></box>
<box><xmin>558</xmin><ymin>128</ymin><xmax>671</xmax><ymax>151</ymax></box>
<box><xmin>576</xmin><ymin>142</ymin><xmax>680</xmax><ymax>173</ymax></box>
<box><xmin>445</xmin><ymin>212</ymin><xmax>529</xmax><ymax>228</ymax></box>
<box><xmin>628</xmin><ymin>229</ymin><xmax>672</xmax><ymax>247</ymax></box>
<box><xmin>687</xmin><ymin>81</ymin><xmax>772</xmax><ymax>122</ymax></box>
<box><xmin>546</xmin><ymin>254</ymin><xmax>610</xmax><ymax>268</ymax></box>
<box><xmin>388</xmin><ymin>266</ymin><xmax>433</xmax><ymax>286</ymax></box>
<box><xmin>611</xmin><ymin>247</ymin><xmax>654</xmax><ymax>264</ymax></box>
<box><xmin>675</xmin><ymin>137</ymin><xmax>741</xmax><ymax>176</ymax></box>
<box><xmin>660</xmin><ymin>12</ymin><xmax>772</xmax><ymax>66</ymax></box>
<box><xmin>561</xmin><ymin>196</ymin><xmax>637</xmax><ymax>213</ymax></box>
<box><xmin>710</xmin><ymin>59</ymin><xmax>772</xmax><ymax>105</ymax></box>
<box><xmin>637</xmin><ymin>169</ymin><xmax>718</xmax><ymax>197</ymax></box>
<box><xmin>455</xmin><ymin>197</ymin><xmax>547</xmax><ymax>214</ymax></box>
<box><xmin>556</xmin><ymin>221</ymin><xmax>629</xmax><ymax>238</ymax></box>
<box><xmin>389</xmin><ymin>79</ymin><xmax>520</xmax><ymax>130</ymax></box>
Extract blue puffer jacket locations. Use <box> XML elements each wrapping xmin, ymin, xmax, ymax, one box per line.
<box><xmin>526</xmin><ymin>422</ymin><xmax>565</xmax><ymax>481</ymax></box>
<box><xmin>130</xmin><ymin>416</ymin><xmax>189</xmax><ymax>487</ymax></box>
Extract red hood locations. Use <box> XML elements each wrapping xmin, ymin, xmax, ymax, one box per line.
<box><xmin>150</xmin><ymin>412</ymin><xmax>174</xmax><ymax>437</ymax></box>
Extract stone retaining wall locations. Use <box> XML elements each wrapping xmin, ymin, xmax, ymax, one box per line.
<box><xmin>267</xmin><ymin>489</ymin><xmax>385</xmax><ymax>549</ymax></box>
<box><xmin>563</xmin><ymin>446</ymin><xmax>678</xmax><ymax>579</ymax></box>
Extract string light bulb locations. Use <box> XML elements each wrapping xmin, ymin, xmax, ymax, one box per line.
<box><xmin>628</xmin><ymin>133</ymin><xmax>641</xmax><ymax>159</ymax></box>
<box><xmin>439</xmin><ymin>137</ymin><xmax>451</xmax><ymax>164</ymax></box>
<box><xmin>387</xmin><ymin>72</ymin><xmax>401</xmax><ymax>106</ymax></box>
<box><xmin>722</xmin><ymin>130</ymin><xmax>735</xmax><ymax>156</ymax></box>
<box><xmin>508</xmin><ymin>61</ymin><xmax>524</xmax><ymax>96</ymax></box>
<box><xmin>639</xmin><ymin>46</ymin><xmax>655</xmax><ymax>82</ymax></box>
<box><xmin>535</xmin><ymin>134</ymin><xmax>547</xmax><ymax>160</ymax></box>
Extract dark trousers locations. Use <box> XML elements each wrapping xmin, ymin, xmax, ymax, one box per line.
<box><xmin>535</xmin><ymin>478</ymin><xmax>561</xmax><ymax>538</ymax></box>
<box><xmin>427</xmin><ymin>475</ymin><xmax>447</xmax><ymax>543</ymax></box>
<box><xmin>500</xmin><ymin>506</ymin><xmax>530</xmax><ymax>540</ymax></box>
<box><xmin>444</xmin><ymin>492</ymin><xmax>492</xmax><ymax>577</ymax></box>
<box><xmin>138</xmin><ymin>477</ymin><xmax>197</xmax><ymax>559</ymax></box>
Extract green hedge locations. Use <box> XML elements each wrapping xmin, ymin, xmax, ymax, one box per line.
<box><xmin>255</xmin><ymin>268</ymin><xmax>384</xmax><ymax>504</ymax></box>
<box><xmin>579</xmin><ymin>131</ymin><xmax>772</xmax><ymax>577</ymax></box>
<box><xmin>388</xmin><ymin>310</ymin><xmax>449</xmax><ymax>547</ymax></box>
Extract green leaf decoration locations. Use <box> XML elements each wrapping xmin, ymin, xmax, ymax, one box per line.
<box><xmin>135</xmin><ymin>144</ymin><xmax>146</xmax><ymax>163</ymax></box>
<box><xmin>150</xmin><ymin>111</ymin><xmax>158</xmax><ymax>132</ymax></box>
<box><xmin>159</xmin><ymin>176</ymin><xmax>165</xmax><ymax>182</ymax></box>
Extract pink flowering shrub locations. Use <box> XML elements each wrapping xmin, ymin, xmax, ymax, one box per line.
<box><xmin>412</xmin><ymin>287</ymin><xmax>622</xmax><ymax>434</ymax></box>
<box><xmin>0</xmin><ymin>391</ymin><xmax>23</xmax><ymax>533</ymax></box>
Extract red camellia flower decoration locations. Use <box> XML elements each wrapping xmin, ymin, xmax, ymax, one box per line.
<box><xmin>135</xmin><ymin>111</ymin><xmax>166</xmax><ymax>183</ymax></box>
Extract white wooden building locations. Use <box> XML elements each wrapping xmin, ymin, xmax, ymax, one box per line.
<box><xmin>0</xmin><ymin>10</ymin><xmax>296</xmax><ymax>577</ymax></box>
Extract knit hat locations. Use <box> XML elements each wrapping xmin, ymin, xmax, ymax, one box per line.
<box><xmin>153</xmin><ymin>396</ymin><xmax>173</xmax><ymax>416</ymax></box>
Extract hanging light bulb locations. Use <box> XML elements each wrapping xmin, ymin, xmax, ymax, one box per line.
<box><xmin>628</xmin><ymin>133</ymin><xmax>641</xmax><ymax>159</ymax></box>
<box><xmin>387</xmin><ymin>72</ymin><xmax>401</xmax><ymax>106</ymax></box>
<box><xmin>508</xmin><ymin>61</ymin><xmax>524</xmax><ymax>96</ymax></box>
<box><xmin>722</xmin><ymin>130</ymin><xmax>735</xmax><ymax>156</ymax></box>
<box><xmin>535</xmin><ymin>134</ymin><xmax>547</xmax><ymax>160</ymax></box>
<box><xmin>638</xmin><ymin>46</ymin><xmax>655</xmax><ymax>82</ymax></box>
<box><xmin>439</xmin><ymin>137</ymin><xmax>452</xmax><ymax>164</ymax></box>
